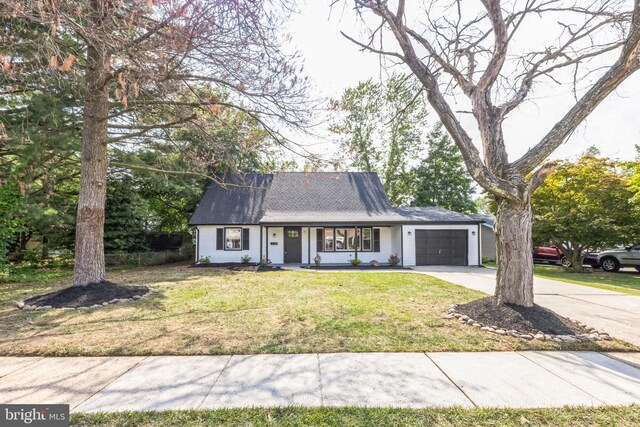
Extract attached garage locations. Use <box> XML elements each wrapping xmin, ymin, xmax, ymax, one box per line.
<box><xmin>415</xmin><ymin>229</ymin><xmax>468</xmax><ymax>266</ymax></box>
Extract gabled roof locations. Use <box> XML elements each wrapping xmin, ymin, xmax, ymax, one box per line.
<box><xmin>189</xmin><ymin>172</ymin><xmax>482</xmax><ymax>225</ymax></box>
<box><xmin>188</xmin><ymin>174</ymin><xmax>272</xmax><ymax>225</ymax></box>
<box><xmin>259</xmin><ymin>172</ymin><xmax>397</xmax><ymax>224</ymax></box>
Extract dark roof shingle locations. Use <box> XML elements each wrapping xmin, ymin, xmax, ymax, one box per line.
<box><xmin>393</xmin><ymin>206</ymin><xmax>479</xmax><ymax>223</ymax></box>
<box><xmin>188</xmin><ymin>174</ymin><xmax>272</xmax><ymax>225</ymax></box>
<box><xmin>189</xmin><ymin>172</ymin><xmax>482</xmax><ymax>225</ymax></box>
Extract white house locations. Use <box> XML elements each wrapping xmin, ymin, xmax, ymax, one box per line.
<box><xmin>189</xmin><ymin>172</ymin><xmax>483</xmax><ymax>266</ymax></box>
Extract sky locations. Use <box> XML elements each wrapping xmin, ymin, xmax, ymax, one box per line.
<box><xmin>285</xmin><ymin>1</ymin><xmax>640</xmax><ymax>164</ymax></box>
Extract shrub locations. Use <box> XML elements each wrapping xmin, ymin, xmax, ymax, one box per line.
<box><xmin>241</xmin><ymin>255</ymin><xmax>252</xmax><ymax>264</ymax></box>
<box><xmin>388</xmin><ymin>253</ymin><xmax>400</xmax><ymax>266</ymax></box>
<box><xmin>313</xmin><ymin>254</ymin><xmax>321</xmax><ymax>266</ymax></box>
<box><xmin>198</xmin><ymin>256</ymin><xmax>211</xmax><ymax>265</ymax></box>
<box><xmin>350</xmin><ymin>257</ymin><xmax>361</xmax><ymax>266</ymax></box>
<box><xmin>259</xmin><ymin>256</ymin><xmax>272</xmax><ymax>267</ymax></box>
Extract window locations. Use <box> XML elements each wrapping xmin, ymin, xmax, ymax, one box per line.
<box><xmin>323</xmin><ymin>227</ymin><xmax>374</xmax><ymax>252</ymax></box>
<box><xmin>324</xmin><ymin>228</ymin><xmax>334</xmax><ymax>251</ymax></box>
<box><xmin>335</xmin><ymin>228</ymin><xmax>357</xmax><ymax>251</ymax></box>
<box><xmin>335</xmin><ymin>229</ymin><xmax>346</xmax><ymax>250</ymax></box>
<box><xmin>225</xmin><ymin>227</ymin><xmax>242</xmax><ymax>250</ymax></box>
<box><xmin>287</xmin><ymin>230</ymin><xmax>299</xmax><ymax>238</ymax></box>
<box><xmin>362</xmin><ymin>228</ymin><xmax>372</xmax><ymax>251</ymax></box>
<box><xmin>346</xmin><ymin>229</ymin><xmax>358</xmax><ymax>250</ymax></box>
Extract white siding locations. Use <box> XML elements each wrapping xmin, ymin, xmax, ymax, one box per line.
<box><xmin>480</xmin><ymin>224</ymin><xmax>496</xmax><ymax>261</ymax></box>
<box><xmin>197</xmin><ymin>225</ymin><xmax>261</xmax><ymax>263</ymax></box>
<box><xmin>198</xmin><ymin>223</ymin><xmax>480</xmax><ymax>266</ymax></box>
<box><xmin>402</xmin><ymin>224</ymin><xmax>480</xmax><ymax>266</ymax></box>
<box><xmin>391</xmin><ymin>226</ymin><xmax>402</xmax><ymax>263</ymax></box>
<box><xmin>262</xmin><ymin>226</ymin><xmax>284</xmax><ymax>264</ymax></box>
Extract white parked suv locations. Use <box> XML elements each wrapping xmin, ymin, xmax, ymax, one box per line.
<box><xmin>597</xmin><ymin>245</ymin><xmax>640</xmax><ymax>272</ymax></box>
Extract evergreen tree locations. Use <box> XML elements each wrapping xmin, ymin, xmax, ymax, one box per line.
<box><xmin>412</xmin><ymin>124</ymin><xmax>476</xmax><ymax>213</ymax></box>
<box><xmin>103</xmin><ymin>179</ymin><xmax>148</xmax><ymax>254</ymax></box>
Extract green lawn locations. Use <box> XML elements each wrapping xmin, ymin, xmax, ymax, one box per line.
<box><xmin>533</xmin><ymin>265</ymin><xmax>640</xmax><ymax>296</ymax></box>
<box><xmin>70</xmin><ymin>406</ymin><xmax>640</xmax><ymax>427</ymax></box>
<box><xmin>0</xmin><ymin>263</ymin><xmax>634</xmax><ymax>355</ymax></box>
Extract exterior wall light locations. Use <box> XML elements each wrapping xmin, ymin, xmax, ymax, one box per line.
<box><xmin>407</xmin><ymin>231</ymin><xmax>412</xmax><ymax>236</ymax></box>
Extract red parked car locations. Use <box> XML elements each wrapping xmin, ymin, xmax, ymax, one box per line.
<box><xmin>533</xmin><ymin>246</ymin><xmax>566</xmax><ymax>265</ymax></box>
<box><xmin>533</xmin><ymin>246</ymin><xmax>601</xmax><ymax>268</ymax></box>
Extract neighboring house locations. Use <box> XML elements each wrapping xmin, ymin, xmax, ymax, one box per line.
<box><xmin>189</xmin><ymin>172</ymin><xmax>483</xmax><ymax>266</ymax></box>
<box><xmin>471</xmin><ymin>214</ymin><xmax>496</xmax><ymax>261</ymax></box>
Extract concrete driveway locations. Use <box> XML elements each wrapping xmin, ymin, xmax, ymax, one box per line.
<box><xmin>414</xmin><ymin>266</ymin><xmax>640</xmax><ymax>347</ymax></box>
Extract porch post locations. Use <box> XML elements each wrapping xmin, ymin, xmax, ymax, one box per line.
<box><xmin>265</xmin><ymin>226</ymin><xmax>269</xmax><ymax>262</ymax></box>
<box><xmin>400</xmin><ymin>225</ymin><xmax>404</xmax><ymax>267</ymax></box>
<box><xmin>477</xmin><ymin>223</ymin><xmax>482</xmax><ymax>266</ymax></box>
<box><xmin>259</xmin><ymin>225</ymin><xmax>263</xmax><ymax>263</ymax></box>
<box><xmin>354</xmin><ymin>225</ymin><xmax>358</xmax><ymax>259</ymax></box>
<box><xmin>307</xmin><ymin>226</ymin><xmax>311</xmax><ymax>266</ymax></box>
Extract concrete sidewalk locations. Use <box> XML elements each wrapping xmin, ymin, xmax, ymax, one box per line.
<box><xmin>1</xmin><ymin>352</ymin><xmax>639</xmax><ymax>412</ymax></box>
<box><xmin>413</xmin><ymin>266</ymin><xmax>640</xmax><ymax>347</ymax></box>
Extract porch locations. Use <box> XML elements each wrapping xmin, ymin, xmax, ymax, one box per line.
<box><xmin>259</xmin><ymin>224</ymin><xmax>402</xmax><ymax>266</ymax></box>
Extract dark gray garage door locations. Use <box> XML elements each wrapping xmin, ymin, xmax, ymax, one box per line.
<box><xmin>415</xmin><ymin>230</ymin><xmax>468</xmax><ymax>266</ymax></box>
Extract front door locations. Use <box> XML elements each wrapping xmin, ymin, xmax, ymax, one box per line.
<box><xmin>284</xmin><ymin>227</ymin><xmax>302</xmax><ymax>263</ymax></box>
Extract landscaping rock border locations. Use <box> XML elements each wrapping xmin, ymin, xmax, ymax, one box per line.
<box><xmin>16</xmin><ymin>286</ymin><xmax>154</xmax><ymax>312</ymax></box>
<box><xmin>445</xmin><ymin>304</ymin><xmax>612</xmax><ymax>343</ymax></box>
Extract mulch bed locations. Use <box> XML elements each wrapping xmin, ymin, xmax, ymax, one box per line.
<box><xmin>227</xmin><ymin>265</ymin><xmax>282</xmax><ymax>272</ymax></box>
<box><xmin>23</xmin><ymin>281</ymin><xmax>150</xmax><ymax>309</ymax></box>
<box><xmin>301</xmin><ymin>265</ymin><xmax>409</xmax><ymax>270</ymax></box>
<box><xmin>191</xmin><ymin>262</ymin><xmax>254</xmax><ymax>268</ymax></box>
<box><xmin>454</xmin><ymin>296</ymin><xmax>589</xmax><ymax>336</ymax></box>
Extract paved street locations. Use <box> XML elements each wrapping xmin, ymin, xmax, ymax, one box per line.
<box><xmin>413</xmin><ymin>266</ymin><xmax>640</xmax><ymax>347</ymax></box>
<box><xmin>1</xmin><ymin>352</ymin><xmax>639</xmax><ymax>412</ymax></box>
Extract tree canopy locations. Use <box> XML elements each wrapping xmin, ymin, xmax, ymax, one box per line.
<box><xmin>1</xmin><ymin>0</ymin><xmax>309</xmax><ymax>284</ymax></box>
<box><xmin>330</xmin><ymin>74</ymin><xmax>428</xmax><ymax>205</ymax></box>
<box><xmin>532</xmin><ymin>155</ymin><xmax>640</xmax><ymax>270</ymax></box>
<box><xmin>412</xmin><ymin>124</ymin><xmax>476</xmax><ymax>214</ymax></box>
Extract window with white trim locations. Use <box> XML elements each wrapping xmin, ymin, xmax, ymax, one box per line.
<box><xmin>225</xmin><ymin>227</ymin><xmax>242</xmax><ymax>250</ymax></box>
<box><xmin>361</xmin><ymin>228</ymin><xmax>372</xmax><ymax>251</ymax></box>
<box><xmin>324</xmin><ymin>228</ymin><xmax>334</xmax><ymax>251</ymax></box>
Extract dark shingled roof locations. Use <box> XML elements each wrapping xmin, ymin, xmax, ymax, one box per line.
<box><xmin>188</xmin><ymin>174</ymin><xmax>273</xmax><ymax>225</ymax></box>
<box><xmin>470</xmin><ymin>214</ymin><xmax>495</xmax><ymax>228</ymax></box>
<box><xmin>189</xmin><ymin>172</ymin><xmax>482</xmax><ymax>225</ymax></box>
<box><xmin>393</xmin><ymin>206</ymin><xmax>479</xmax><ymax>223</ymax></box>
<box><xmin>260</xmin><ymin>172</ymin><xmax>398</xmax><ymax>223</ymax></box>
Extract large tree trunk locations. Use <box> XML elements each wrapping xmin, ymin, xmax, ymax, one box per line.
<box><xmin>569</xmin><ymin>243</ymin><xmax>584</xmax><ymax>272</ymax></box>
<box><xmin>73</xmin><ymin>27</ymin><xmax>109</xmax><ymax>286</ymax></box>
<box><xmin>495</xmin><ymin>199</ymin><xmax>534</xmax><ymax>307</ymax></box>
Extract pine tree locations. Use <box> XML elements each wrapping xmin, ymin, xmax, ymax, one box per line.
<box><xmin>412</xmin><ymin>124</ymin><xmax>476</xmax><ymax>213</ymax></box>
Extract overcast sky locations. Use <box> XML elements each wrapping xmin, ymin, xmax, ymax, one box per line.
<box><xmin>285</xmin><ymin>1</ymin><xmax>640</xmax><ymax>164</ymax></box>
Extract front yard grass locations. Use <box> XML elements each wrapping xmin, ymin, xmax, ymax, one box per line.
<box><xmin>71</xmin><ymin>406</ymin><xmax>640</xmax><ymax>427</ymax></box>
<box><xmin>533</xmin><ymin>265</ymin><xmax>640</xmax><ymax>296</ymax></box>
<box><xmin>0</xmin><ymin>264</ymin><xmax>634</xmax><ymax>356</ymax></box>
